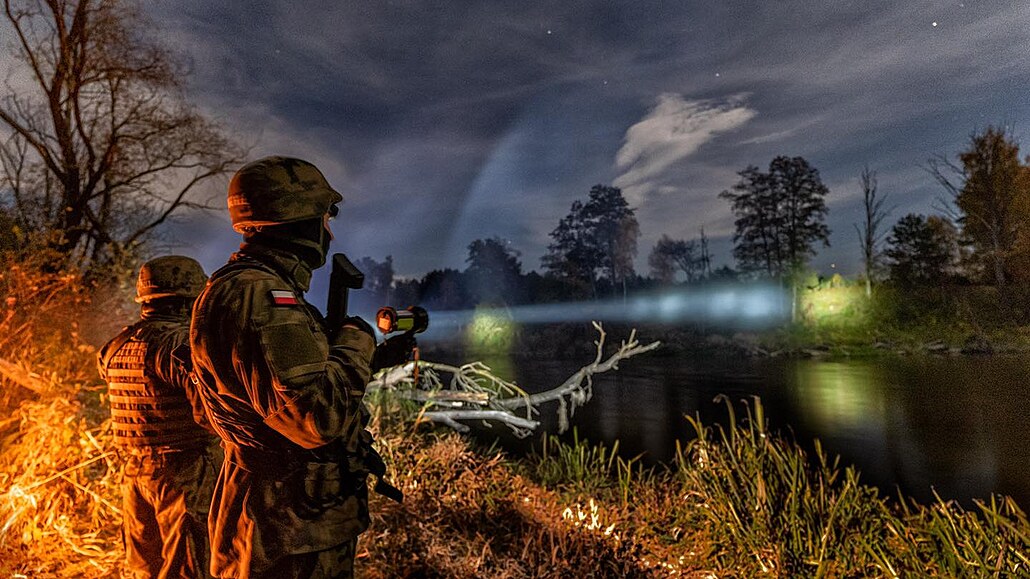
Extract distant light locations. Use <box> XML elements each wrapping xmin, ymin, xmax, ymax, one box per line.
<box><xmin>932</xmin><ymin>21</ymin><xmax>938</xmax><ymax>27</ymax></box>
<box><xmin>547</xmin><ymin>29</ymin><xmax>552</xmax><ymax>35</ymax></box>
<box><xmin>715</xmin><ymin>72</ymin><xmax>721</xmax><ymax>77</ymax></box>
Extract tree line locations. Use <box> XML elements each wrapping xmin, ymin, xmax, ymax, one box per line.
<box><xmin>3</xmin><ymin>2</ymin><xmax>1028</xmax><ymax>311</ymax></box>
<box><xmin>351</xmin><ymin>126</ymin><xmax>1030</xmax><ymax>313</ymax></box>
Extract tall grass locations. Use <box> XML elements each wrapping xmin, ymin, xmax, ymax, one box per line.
<box><xmin>0</xmin><ymin>259</ymin><xmax>127</xmax><ymax>577</ymax></box>
<box><xmin>524</xmin><ymin>429</ymin><xmax>643</xmax><ymax>503</ymax></box>
<box><xmin>674</xmin><ymin>395</ymin><xmax>1029</xmax><ymax>577</ymax></box>
<box><xmin>676</xmin><ymin>395</ymin><xmax>893</xmax><ymax>576</ymax></box>
<box><xmin>880</xmin><ymin>493</ymin><xmax>1030</xmax><ymax>577</ymax></box>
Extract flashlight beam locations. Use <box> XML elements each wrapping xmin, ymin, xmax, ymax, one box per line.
<box><xmin>415</xmin><ymin>283</ymin><xmax>788</xmax><ymax>341</ymax></box>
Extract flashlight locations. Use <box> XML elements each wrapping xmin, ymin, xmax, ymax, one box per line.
<box><xmin>376</xmin><ymin>306</ymin><xmax>429</xmax><ymax>335</ymax></box>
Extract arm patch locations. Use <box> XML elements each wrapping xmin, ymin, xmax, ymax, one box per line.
<box><xmin>270</xmin><ymin>289</ymin><xmax>300</xmax><ymax>306</ymax></box>
<box><xmin>259</xmin><ymin>321</ymin><xmax>327</xmax><ymax>384</ymax></box>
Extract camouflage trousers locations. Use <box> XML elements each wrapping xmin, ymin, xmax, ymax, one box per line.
<box><xmin>122</xmin><ymin>444</ymin><xmax>222</xmax><ymax>579</ymax></box>
<box><xmin>256</xmin><ymin>539</ymin><xmax>358</xmax><ymax>579</ymax></box>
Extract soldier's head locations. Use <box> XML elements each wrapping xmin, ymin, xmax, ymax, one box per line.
<box><xmin>136</xmin><ymin>255</ymin><xmax>207</xmax><ymax>317</ymax></box>
<box><xmin>227</xmin><ymin>156</ymin><xmax>342</xmax><ymax>268</ymax></box>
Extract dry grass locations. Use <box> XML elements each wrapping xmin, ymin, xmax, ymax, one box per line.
<box><xmin>359</xmin><ymin>428</ymin><xmax>696</xmax><ymax>578</ymax></box>
<box><xmin>360</xmin><ymin>387</ymin><xmax>704</xmax><ymax>578</ymax></box>
<box><xmin>0</xmin><ymin>259</ymin><xmax>127</xmax><ymax>578</ymax></box>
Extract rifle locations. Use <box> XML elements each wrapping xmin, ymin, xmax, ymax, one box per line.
<box><xmin>324</xmin><ymin>252</ymin><xmax>404</xmax><ymax>503</ymax></box>
<box><xmin>326</xmin><ymin>253</ymin><xmax>364</xmax><ymax>332</ymax></box>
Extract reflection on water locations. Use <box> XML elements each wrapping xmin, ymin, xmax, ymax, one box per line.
<box><xmin>787</xmin><ymin>360</ymin><xmax>1007</xmax><ymax>506</ymax></box>
<box><xmin>485</xmin><ymin>354</ymin><xmax>1030</xmax><ymax>509</ymax></box>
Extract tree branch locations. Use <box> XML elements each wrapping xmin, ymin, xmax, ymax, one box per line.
<box><xmin>368</xmin><ymin>323</ymin><xmax>661</xmax><ymax>437</ymax></box>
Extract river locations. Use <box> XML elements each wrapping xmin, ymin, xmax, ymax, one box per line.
<box><xmin>458</xmin><ymin>351</ymin><xmax>1030</xmax><ymax>509</ymax></box>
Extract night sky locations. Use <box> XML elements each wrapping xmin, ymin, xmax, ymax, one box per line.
<box><xmin>37</xmin><ymin>2</ymin><xmax>1030</xmax><ymax>278</ymax></box>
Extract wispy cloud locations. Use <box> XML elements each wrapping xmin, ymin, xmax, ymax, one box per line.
<box><xmin>613</xmin><ymin>94</ymin><xmax>756</xmax><ymax>203</ymax></box>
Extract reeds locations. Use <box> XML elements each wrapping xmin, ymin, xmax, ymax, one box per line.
<box><xmin>525</xmin><ymin>429</ymin><xmax>643</xmax><ymax>504</ymax></box>
<box><xmin>674</xmin><ymin>395</ymin><xmax>1029</xmax><ymax>577</ymax></box>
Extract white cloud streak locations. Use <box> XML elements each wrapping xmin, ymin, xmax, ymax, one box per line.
<box><xmin>613</xmin><ymin>94</ymin><xmax>756</xmax><ymax>204</ymax></box>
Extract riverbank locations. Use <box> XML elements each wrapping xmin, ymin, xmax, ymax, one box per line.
<box><xmin>2</xmin><ymin>362</ymin><xmax>1027</xmax><ymax>577</ymax></box>
<box><xmin>360</xmin><ymin>397</ymin><xmax>1029</xmax><ymax>577</ymax></box>
<box><xmin>423</xmin><ymin>283</ymin><xmax>1030</xmax><ymax>360</ymax></box>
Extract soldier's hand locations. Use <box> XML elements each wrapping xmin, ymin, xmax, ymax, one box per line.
<box><xmin>371</xmin><ymin>333</ymin><xmax>416</xmax><ymax>372</ymax></box>
<box><xmin>339</xmin><ymin>315</ymin><xmax>375</xmax><ymax>340</ymax></box>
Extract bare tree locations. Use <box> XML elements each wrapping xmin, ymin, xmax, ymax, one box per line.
<box><xmin>648</xmin><ymin>234</ymin><xmax>702</xmax><ymax>283</ymax></box>
<box><xmin>699</xmin><ymin>225</ymin><xmax>712</xmax><ymax>277</ymax></box>
<box><xmin>0</xmin><ymin>0</ymin><xmax>242</xmax><ymax>273</ymax></box>
<box><xmin>852</xmin><ymin>166</ymin><xmax>891</xmax><ymax>297</ymax></box>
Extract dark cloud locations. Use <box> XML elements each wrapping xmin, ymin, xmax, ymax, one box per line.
<box><xmin>125</xmin><ymin>0</ymin><xmax>1030</xmax><ymax>277</ymax></box>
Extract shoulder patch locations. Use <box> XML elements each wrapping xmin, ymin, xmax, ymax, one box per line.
<box><xmin>270</xmin><ymin>289</ymin><xmax>299</xmax><ymax>306</ymax></box>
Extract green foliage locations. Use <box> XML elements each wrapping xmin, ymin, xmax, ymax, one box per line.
<box><xmin>800</xmin><ymin>284</ymin><xmax>871</xmax><ymax>327</ymax></box>
<box><xmin>465</xmin><ymin>237</ymin><xmax>523</xmax><ymax>304</ymax></box>
<box><xmin>881</xmin><ymin>494</ymin><xmax>1030</xmax><ymax>577</ymax></box>
<box><xmin>674</xmin><ymin>396</ymin><xmax>1030</xmax><ymax>577</ymax></box>
<box><xmin>953</xmin><ymin>126</ymin><xmax>1030</xmax><ymax>286</ymax></box>
<box><xmin>647</xmin><ymin>234</ymin><xmax>704</xmax><ymax>284</ymax></box>
<box><xmin>677</xmin><ymin>396</ymin><xmax>890</xmax><ymax>576</ymax></box>
<box><xmin>885</xmin><ymin>214</ymin><xmax>960</xmax><ymax>285</ymax></box>
<box><xmin>524</xmin><ymin>429</ymin><xmax>643</xmax><ymax>503</ymax></box>
<box><xmin>779</xmin><ymin>282</ymin><xmax>1030</xmax><ymax>353</ymax></box>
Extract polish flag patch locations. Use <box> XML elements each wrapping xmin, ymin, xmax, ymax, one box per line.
<box><xmin>270</xmin><ymin>290</ymin><xmax>299</xmax><ymax>306</ymax></box>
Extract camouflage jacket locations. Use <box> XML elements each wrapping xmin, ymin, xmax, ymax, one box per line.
<box><xmin>190</xmin><ymin>243</ymin><xmax>376</xmax><ymax>578</ymax></box>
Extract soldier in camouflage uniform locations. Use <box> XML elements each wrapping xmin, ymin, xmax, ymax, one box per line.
<box><xmin>98</xmin><ymin>256</ymin><xmax>221</xmax><ymax>579</ymax></box>
<box><xmin>190</xmin><ymin>156</ymin><xmax>398</xmax><ymax>579</ymax></box>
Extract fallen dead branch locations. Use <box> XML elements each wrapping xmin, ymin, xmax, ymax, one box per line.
<box><xmin>368</xmin><ymin>322</ymin><xmax>661</xmax><ymax>436</ymax></box>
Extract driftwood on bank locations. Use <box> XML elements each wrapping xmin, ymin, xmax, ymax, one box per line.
<box><xmin>367</xmin><ymin>322</ymin><xmax>661</xmax><ymax>437</ymax></box>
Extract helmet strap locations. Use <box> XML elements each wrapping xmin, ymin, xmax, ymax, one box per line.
<box><xmin>140</xmin><ymin>297</ymin><xmax>193</xmax><ymax>320</ymax></box>
<box><xmin>245</xmin><ymin>218</ymin><xmax>328</xmax><ymax>270</ymax></box>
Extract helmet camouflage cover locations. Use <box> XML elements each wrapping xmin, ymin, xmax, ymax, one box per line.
<box><xmin>227</xmin><ymin>156</ymin><xmax>343</xmax><ymax>233</ymax></box>
<box><xmin>135</xmin><ymin>255</ymin><xmax>207</xmax><ymax>303</ymax></box>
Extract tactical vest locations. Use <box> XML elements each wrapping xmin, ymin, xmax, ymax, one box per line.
<box><xmin>103</xmin><ymin>323</ymin><xmax>209</xmax><ymax>449</ymax></box>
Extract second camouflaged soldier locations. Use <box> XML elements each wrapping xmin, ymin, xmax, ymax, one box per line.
<box><xmin>190</xmin><ymin>156</ymin><xmax>389</xmax><ymax>579</ymax></box>
<box><xmin>98</xmin><ymin>256</ymin><xmax>221</xmax><ymax>579</ymax></box>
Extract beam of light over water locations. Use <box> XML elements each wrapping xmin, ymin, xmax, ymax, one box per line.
<box><xmin>417</xmin><ymin>284</ymin><xmax>789</xmax><ymax>341</ymax></box>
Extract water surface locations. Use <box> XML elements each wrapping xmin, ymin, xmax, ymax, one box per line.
<box><xmin>462</xmin><ymin>352</ymin><xmax>1030</xmax><ymax>509</ymax></box>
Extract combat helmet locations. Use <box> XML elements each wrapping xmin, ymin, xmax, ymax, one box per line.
<box><xmin>227</xmin><ymin>156</ymin><xmax>343</xmax><ymax>233</ymax></box>
<box><xmin>135</xmin><ymin>256</ymin><xmax>207</xmax><ymax>303</ymax></box>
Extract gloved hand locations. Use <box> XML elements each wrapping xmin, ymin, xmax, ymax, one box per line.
<box><xmin>371</xmin><ymin>332</ymin><xmax>417</xmax><ymax>371</ymax></box>
<box><xmin>338</xmin><ymin>315</ymin><xmax>375</xmax><ymax>341</ymax></box>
